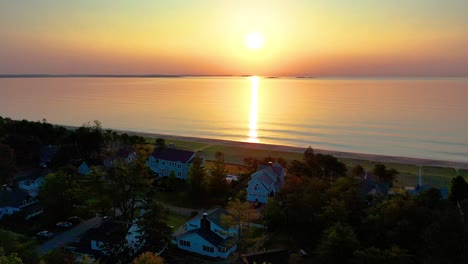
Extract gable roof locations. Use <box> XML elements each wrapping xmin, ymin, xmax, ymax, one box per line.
<box><xmin>150</xmin><ymin>148</ymin><xmax>195</xmax><ymax>163</ymax></box>
<box><xmin>190</xmin><ymin>208</ymin><xmax>229</xmax><ymax>228</ymax></box>
<box><xmin>0</xmin><ymin>190</ymin><xmax>29</xmax><ymax>207</ymax></box>
<box><xmin>183</xmin><ymin>228</ymin><xmax>224</xmax><ymax>246</ymax></box>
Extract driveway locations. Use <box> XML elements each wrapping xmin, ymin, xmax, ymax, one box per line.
<box><xmin>39</xmin><ymin>216</ymin><xmax>103</xmax><ymax>256</ymax></box>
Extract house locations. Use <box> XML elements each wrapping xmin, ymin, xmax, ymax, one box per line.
<box><xmin>74</xmin><ymin>220</ymin><xmax>142</xmax><ymax>259</ymax></box>
<box><xmin>173</xmin><ymin>208</ymin><xmax>237</xmax><ymax>258</ymax></box>
<box><xmin>0</xmin><ymin>187</ymin><xmax>43</xmax><ymax>220</ymax></box>
<box><xmin>39</xmin><ymin>145</ymin><xmax>57</xmax><ymax>168</ymax></box>
<box><xmin>405</xmin><ymin>167</ymin><xmax>449</xmax><ymax>199</ymax></box>
<box><xmin>360</xmin><ymin>174</ymin><xmax>389</xmax><ymax>200</ymax></box>
<box><xmin>104</xmin><ymin>147</ymin><xmax>137</xmax><ymax>167</ymax></box>
<box><xmin>78</xmin><ymin>162</ymin><xmax>91</xmax><ymax>175</ymax></box>
<box><xmin>14</xmin><ymin>169</ymin><xmax>51</xmax><ymax>197</ymax></box>
<box><xmin>146</xmin><ymin>148</ymin><xmax>198</xmax><ymax>179</ymax></box>
<box><xmin>246</xmin><ymin>162</ymin><xmax>286</xmax><ymax>204</ymax></box>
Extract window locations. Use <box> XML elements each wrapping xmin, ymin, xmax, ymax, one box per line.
<box><xmin>178</xmin><ymin>172</ymin><xmax>182</xmax><ymax>177</ymax></box>
<box><xmin>254</xmin><ymin>184</ymin><xmax>258</xmax><ymax>190</ymax></box>
<box><xmin>179</xmin><ymin>240</ymin><xmax>191</xmax><ymax>247</ymax></box>
<box><xmin>219</xmin><ymin>247</ymin><xmax>227</xmax><ymax>253</ymax></box>
<box><xmin>203</xmin><ymin>245</ymin><xmax>214</xmax><ymax>253</ymax></box>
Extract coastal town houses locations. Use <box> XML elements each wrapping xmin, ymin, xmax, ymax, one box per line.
<box><xmin>146</xmin><ymin>148</ymin><xmax>198</xmax><ymax>179</ymax></box>
<box><xmin>14</xmin><ymin>168</ymin><xmax>51</xmax><ymax>197</ymax></box>
<box><xmin>173</xmin><ymin>208</ymin><xmax>237</xmax><ymax>259</ymax></box>
<box><xmin>246</xmin><ymin>161</ymin><xmax>286</xmax><ymax>204</ymax></box>
<box><xmin>103</xmin><ymin>147</ymin><xmax>137</xmax><ymax>167</ymax></box>
<box><xmin>0</xmin><ymin>186</ymin><xmax>43</xmax><ymax>220</ymax></box>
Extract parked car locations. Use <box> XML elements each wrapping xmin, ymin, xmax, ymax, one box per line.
<box><xmin>67</xmin><ymin>216</ymin><xmax>81</xmax><ymax>224</ymax></box>
<box><xmin>56</xmin><ymin>221</ymin><xmax>73</xmax><ymax>228</ymax></box>
<box><xmin>37</xmin><ymin>230</ymin><xmax>54</xmax><ymax>239</ymax></box>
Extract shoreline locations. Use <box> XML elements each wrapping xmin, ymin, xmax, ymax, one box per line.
<box><xmin>117</xmin><ymin>129</ymin><xmax>468</xmax><ymax>170</ymax></box>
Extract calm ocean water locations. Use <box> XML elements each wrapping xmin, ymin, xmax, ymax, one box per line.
<box><xmin>0</xmin><ymin>77</ymin><xmax>467</xmax><ymax>162</ymax></box>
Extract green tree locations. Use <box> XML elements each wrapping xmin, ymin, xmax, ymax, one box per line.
<box><xmin>188</xmin><ymin>155</ymin><xmax>208</xmax><ymax>197</ymax></box>
<box><xmin>78</xmin><ymin>168</ymin><xmax>112</xmax><ymax>216</ymax></box>
<box><xmin>137</xmin><ymin>202</ymin><xmax>172</xmax><ymax>252</ymax></box>
<box><xmin>155</xmin><ymin>138</ymin><xmax>166</xmax><ymax>150</ymax></box>
<box><xmin>372</xmin><ymin>164</ymin><xmax>399</xmax><ymax>187</ymax></box>
<box><xmin>132</xmin><ymin>251</ymin><xmax>164</xmax><ymax>264</ymax></box>
<box><xmin>208</xmin><ymin>152</ymin><xmax>229</xmax><ymax>202</ymax></box>
<box><xmin>351</xmin><ymin>165</ymin><xmax>365</xmax><ymax>178</ymax></box>
<box><xmin>40</xmin><ymin>249</ymin><xmax>75</xmax><ymax>264</ymax></box>
<box><xmin>449</xmin><ymin>175</ymin><xmax>468</xmax><ymax>203</ymax></box>
<box><xmin>0</xmin><ymin>144</ymin><xmax>15</xmax><ymax>184</ymax></box>
<box><xmin>39</xmin><ymin>171</ymin><xmax>78</xmax><ymax>220</ymax></box>
<box><xmin>316</xmin><ymin>223</ymin><xmax>360</xmax><ymax>264</ymax></box>
<box><xmin>0</xmin><ymin>248</ymin><xmax>23</xmax><ymax>264</ymax></box>
<box><xmin>221</xmin><ymin>198</ymin><xmax>251</xmax><ymax>259</ymax></box>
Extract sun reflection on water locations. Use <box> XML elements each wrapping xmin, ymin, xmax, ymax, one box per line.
<box><xmin>247</xmin><ymin>76</ymin><xmax>259</xmax><ymax>143</ymax></box>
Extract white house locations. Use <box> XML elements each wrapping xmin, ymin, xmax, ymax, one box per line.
<box><xmin>246</xmin><ymin>162</ymin><xmax>286</xmax><ymax>204</ymax></box>
<box><xmin>104</xmin><ymin>148</ymin><xmax>137</xmax><ymax>167</ymax></box>
<box><xmin>146</xmin><ymin>148</ymin><xmax>198</xmax><ymax>179</ymax></box>
<box><xmin>173</xmin><ymin>208</ymin><xmax>237</xmax><ymax>259</ymax></box>
<box><xmin>14</xmin><ymin>169</ymin><xmax>51</xmax><ymax>198</ymax></box>
<box><xmin>0</xmin><ymin>188</ymin><xmax>43</xmax><ymax>220</ymax></box>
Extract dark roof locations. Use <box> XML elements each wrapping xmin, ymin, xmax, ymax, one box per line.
<box><xmin>191</xmin><ymin>208</ymin><xmax>228</xmax><ymax>228</ymax></box>
<box><xmin>150</xmin><ymin>148</ymin><xmax>195</xmax><ymax>163</ymax></box>
<box><xmin>182</xmin><ymin>228</ymin><xmax>224</xmax><ymax>246</ymax></box>
<box><xmin>81</xmin><ymin>221</ymin><xmax>131</xmax><ymax>244</ymax></box>
<box><xmin>0</xmin><ymin>190</ymin><xmax>29</xmax><ymax>207</ymax></box>
<box><xmin>14</xmin><ymin>169</ymin><xmax>51</xmax><ymax>182</ymax></box>
<box><xmin>116</xmin><ymin>148</ymin><xmax>136</xmax><ymax>159</ymax></box>
<box><xmin>242</xmin><ymin>249</ymin><xmax>289</xmax><ymax>264</ymax></box>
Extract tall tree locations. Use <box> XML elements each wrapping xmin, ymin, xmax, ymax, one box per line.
<box><xmin>316</xmin><ymin>223</ymin><xmax>360</xmax><ymax>264</ymax></box>
<box><xmin>449</xmin><ymin>175</ymin><xmax>468</xmax><ymax>203</ymax></box>
<box><xmin>0</xmin><ymin>144</ymin><xmax>15</xmax><ymax>184</ymax></box>
<box><xmin>351</xmin><ymin>165</ymin><xmax>365</xmax><ymax>178</ymax></box>
<box><xmin>221</xmin><ymin>198</ymin><xmax>252</xmax><ymax>259</ymax></box>
<box><xmin>188</xmin><ymin>155</ymin><xmax>208</xmax><ymax>197</ymax></box>
<box><xmin>155</xmin><ymin>138</ymin><xmax>166</xmax><ymax>150</ymax></box>
<box><xmin>39</xmin><ymin>171</ymin><xmax>78</xmax><ymax>220</ymax></box>
<box><xmin>208</xmin><ymin>152</ymin><xmax>229</xmax><ymax>201</ymax></box>
<box><xmin>372</xmin><ymin>164</ymin><xmax>399</xmax><ymax>187</ymax></box>
<box><xmin>137</xmin><ymin>202</ymin><xmax>172</xmax><ymax>252</ymax></box>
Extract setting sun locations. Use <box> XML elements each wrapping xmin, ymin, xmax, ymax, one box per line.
<box><xmin>245</xmin><ymin>32</ymin><xmax>265</xmax><ymax>50</ymax></box>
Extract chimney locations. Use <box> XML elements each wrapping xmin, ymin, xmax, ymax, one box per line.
<box><xmin>200</xmin><ymin>213</ymin><xmax>211</xmax><ymax>230</ymax></box>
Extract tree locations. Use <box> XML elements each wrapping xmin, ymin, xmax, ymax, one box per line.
<box><xmin>78</xmin><ymin>168</ymin><xmax>112</xmax><ymax>216</ymax></box>
<box><xmin>222</xmin><ymin>198</ymin><xmax>252</xmax><ymax>259</ymax></box>
<box><xmin>0</xmin><ymin>144</ymin><xmax>15</xmax><ymax>184</ymax></box>
<box><xmin>0</xmin><ymin>248</ymin><xmax>23</xmax><ymax>264</ymax></box>
<box><xmin>316</xmin><ymin>223</ymin><xmax>360</xmax><ymax>264</ymax></box>
<box><xmin>39</xmin><ymin>171</ymin><xmax>78</xmax><ymax>220</ymax></box>
<box><xmin>40</xmin><ymin>248</ymin><xmax>75</xmax><ymax>264</ymax></box>
<box><xmin>137</xmin><ymin>202</ymin><xmax>172</xmax><ymax>252</ymax></box>
<box><xmin>187</xmin><ymin>155</ymin><xmax>207</xmax><ymax>197</ymax></box>
<box><xmin>208</xmin><ymin>152</ymin><xmax>229</xmax><ymax>202</ymax></box>
<box><xmin>155</xmin><ymin>138</ymin><xmax>166</xmax><ymax>150</ymax></box>
<box><xmin>132</xmin><ymin>251</ymin><xmax>164</xmax><ymax>264</ymax></box>
<box><xmin>372</xmin><ymin>164</ymin><xmax>399</xmax><ymax>187</ymax></box>
<box><xmin>449</xmin><ymin>175</ymin><xmax>468</xmax><ymax>203</ymax></box>
<box><xmin>351</xmin><ymin>165</ymin><xmax>365</xmax><ymax>178</ymax></box>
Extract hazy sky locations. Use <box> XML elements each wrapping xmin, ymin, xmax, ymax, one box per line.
<box><xmin>1</xmin><ymin>0</ymin><xmax>467</xmax><ymax>76</ymax></box>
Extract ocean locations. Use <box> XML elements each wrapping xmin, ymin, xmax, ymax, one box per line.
<box><xmin>1</xmin><ymin>77</ymin><xmax>467</xmax><ymax>162</ymax></box>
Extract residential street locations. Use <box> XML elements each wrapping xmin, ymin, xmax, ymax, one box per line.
<box><xmin>39</xmin><ymin>216</ymin><xmax>103</xmax><ymax>256</ymax></box>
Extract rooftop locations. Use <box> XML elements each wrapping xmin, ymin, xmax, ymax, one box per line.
<box><xmin>150</xmin><ymin>148</ymin><xmax>195</xmax><ymax>163</ymax></box>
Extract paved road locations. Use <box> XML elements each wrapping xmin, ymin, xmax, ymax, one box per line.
<box><xmin>39</xmin><ymin>216</ymin><xmax>103</xmax><ymax>256</ymax></box>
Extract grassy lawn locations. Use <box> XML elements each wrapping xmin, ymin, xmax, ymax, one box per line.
<box><xmin>153</xmin><ymin>190</ymin><xmax>202</xmax><ymax>210</ymax></box>
<box><xmin>165</xmin><ymin>212</ymin><xmax>191</xmax><ymax>230</ymax></box>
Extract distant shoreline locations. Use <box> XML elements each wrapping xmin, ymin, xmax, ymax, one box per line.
<box><xmin>109</xmin><ymin>128</ymin><xmax>468</xmax><ymax>170</ymax></box>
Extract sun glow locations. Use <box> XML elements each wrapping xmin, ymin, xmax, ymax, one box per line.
<box><xmin>248</xmin><ymin>76</ymin><xmax>259</xmax><ymax>143</ymax></box>
<box><xmin>245</xmin><ymin>32</ymin><xmax>265</xmax><ymax>50</ymax></box>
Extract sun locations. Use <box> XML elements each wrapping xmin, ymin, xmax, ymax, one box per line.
<box><xmin>245</xmin><ymin>32</ymin><xmax>265</xmax><ymax>50</ymax></box>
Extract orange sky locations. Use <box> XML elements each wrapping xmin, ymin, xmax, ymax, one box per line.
<box><xmin>0</xmin><ymin>1</ymin><xmax>467</xmax><ymax>76</ymax></box>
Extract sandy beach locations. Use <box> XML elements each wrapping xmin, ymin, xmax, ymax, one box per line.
<box><xmin>121</xmin><ymin>129</ymin><xmax>468</xmax><ymax>170</ymax></box>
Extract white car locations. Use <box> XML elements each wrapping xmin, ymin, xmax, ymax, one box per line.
<box><xmin>56</xmin><ymin>221</ymin><xmax>73</xmax><ymax>228</ymax></box>
<box><xmin>37</xmin><ymin>230</ymin><xmax>54</xmax><ymax>238</ymax></box>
